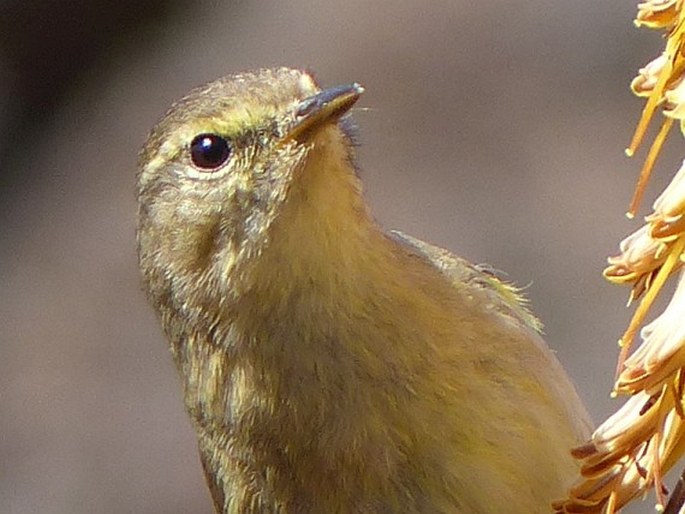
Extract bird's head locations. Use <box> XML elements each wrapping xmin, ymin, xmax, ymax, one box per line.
<box><xmin>137</xmin><ymin>68</ymin><xmax>365</xmax><ymax>306</ymax></box>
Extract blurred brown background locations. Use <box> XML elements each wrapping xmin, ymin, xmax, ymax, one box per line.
<box><xmin>0</xmin><ymin>1</ymin><xmax>676</xmax><ymax>512</ymax></box>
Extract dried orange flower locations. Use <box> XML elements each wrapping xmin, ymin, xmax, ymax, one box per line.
<box><xmin>625</xmin><ymin>1</ymin><xmax>685</xmax><ymax>218</ymax></box>
<box><xmin>635</xmin><ymin>0</ymin><xmax>680</xmax><ymax>30</ymax></box>
<box><xmin>618</xmin><ymin>271</ymin><xmax>685</xmax><ymax>396</ymax></box>
<box><xmin>603</xmin><ymin>224</ymin><xmax>668</xmax><ymax>304</ymax></box>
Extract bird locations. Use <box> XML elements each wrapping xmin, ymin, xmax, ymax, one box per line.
<box><xmin>136</xmin><ymin>67</ymin><xmax>592</xmax><ymax>513</ymax></box>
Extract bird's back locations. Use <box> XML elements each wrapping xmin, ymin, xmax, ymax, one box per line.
<box><xmin>376</xmin><ymin>230</ymin><xmax>592</xmax><ymax>513</ymax></box>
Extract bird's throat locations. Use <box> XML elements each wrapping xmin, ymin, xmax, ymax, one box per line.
<box><xmin>178</xmin><ymin>134</ymin><xmax>415</xmax><ymax>512</ymax></box>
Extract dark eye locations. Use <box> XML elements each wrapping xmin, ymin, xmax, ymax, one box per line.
<box><xmin>189</xmin><ymin>133</ymin><xmax>231</xmax><ymax>171</ymax></box>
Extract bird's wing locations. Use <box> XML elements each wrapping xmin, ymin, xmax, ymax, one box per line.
<box><xmin>388</xmin><ymin>230</ymin><xmax>543</xmax><ymax>334</ymax></box>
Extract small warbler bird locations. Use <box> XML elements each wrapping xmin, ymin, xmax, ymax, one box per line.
<box><xmin>136</xmin><ymin>67</ymin><xmax>592</xmax><ymax>513</ymax></box>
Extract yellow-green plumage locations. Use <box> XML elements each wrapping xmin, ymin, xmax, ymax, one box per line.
<box><xmin>136</xmin><ymin>68</ymin><xmax>591</xmax><ymax>513</ymax></box>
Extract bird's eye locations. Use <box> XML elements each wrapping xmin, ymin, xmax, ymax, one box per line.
<box><xmin>189</xmin><ymin>133</ymin><xmax>231</xmax><ymax>171</ymax></box>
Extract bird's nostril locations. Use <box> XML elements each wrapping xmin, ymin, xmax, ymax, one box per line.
<box><xmin>295</xmin><ymin>98</ymin><xmax>318</xmax><ymax>118</ymax></box>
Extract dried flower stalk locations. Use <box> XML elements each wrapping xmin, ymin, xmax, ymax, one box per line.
<box><xmin>554</xmin><ymin>1</ymin><xmax>685</xmax><ymax>512</ymax></box>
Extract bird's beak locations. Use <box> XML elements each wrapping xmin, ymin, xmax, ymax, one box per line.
<box><xmin>286</xmin><ymin>83</ymin><xmax>364</xmax><ymax>142</ymax></box>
